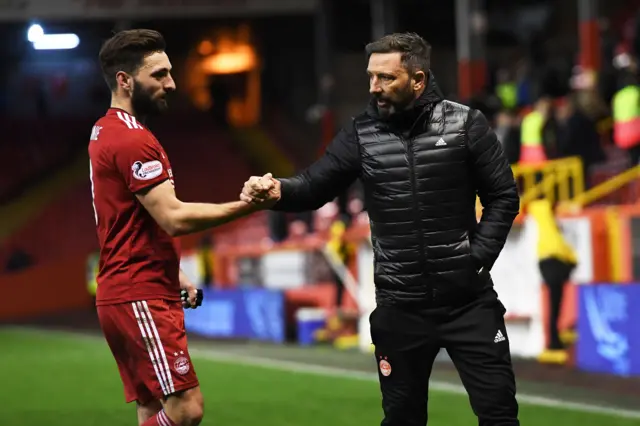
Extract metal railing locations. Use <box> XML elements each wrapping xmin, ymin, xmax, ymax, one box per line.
<box><xmin>558</xmin><ymin>165</ymin><xmax>640</xmax><ymax>212</ymax></box>
<box><xmin>476</xmin><ymin>156</ymin><xmax>585</xmax><ymax>214</ymax></box>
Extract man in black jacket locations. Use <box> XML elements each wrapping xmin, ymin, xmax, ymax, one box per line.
<box><xmin>242</xmin><ymin>33</ymin><xmax>521</xmax><ymax>426</ymax></box>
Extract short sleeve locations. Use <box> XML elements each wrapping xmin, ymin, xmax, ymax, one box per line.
<box><xmin>112</xmin><ymin>133</ymin><xmax>169</xmax><ymax>193</ymax></box>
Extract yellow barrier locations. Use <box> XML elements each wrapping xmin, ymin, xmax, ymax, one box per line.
<box><xmin>514</xmin><ymin>156</ymin><xmax>584</xmax><ymax>206</ymax></box>
<box><xmin>560</xmin><ymin>165</ymin><xmax>640</xmax><ymax>211</ymax></box>
<box><xmin>518</xmin><ymin>171</ymin><xmax>554</xmax><ymax>206</ymax></box>
<box><xmin>476</xmin><ymin>156</ymin><xmax>584</xmax><ymax>214</ymax></box>
<box><xmin>605</xmin><ymin>207</ymin><xmax>624</xmax><ymax>282</ymax></box>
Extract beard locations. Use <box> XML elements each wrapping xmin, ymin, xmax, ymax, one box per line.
<box><xmin>131</xmin><ymin>79</ymin><xmax>169</xmax><ymax>117</ymax></box>
<box><xmin>373</xmin><ymin>83</ymin><xmax>416</xmax><ymax>119</ymax></box>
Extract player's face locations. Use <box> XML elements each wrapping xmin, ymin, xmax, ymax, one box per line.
<box><xmin>131</xmin><ymin>51</ymin><xmax>176</xmax><ymax>116</ymax></box>
<box><xmin>367</xmin><ymin>52</ymin><xmax>425</xmax><ymax>119</ymax></box>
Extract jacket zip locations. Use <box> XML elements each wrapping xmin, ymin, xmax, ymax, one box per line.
<box><xmin>400</xmin><ymin>134</ymin><xmax>431</xmax><ymax>304</ymax></box>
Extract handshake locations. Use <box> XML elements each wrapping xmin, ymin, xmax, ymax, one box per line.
<box><xmin>240</xmin><ymin>172</ymin><xmax>281</xmax><ymax>208</ymax></box>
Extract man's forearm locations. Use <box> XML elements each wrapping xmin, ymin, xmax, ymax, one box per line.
<box><xmin>271</xmin><ymin>177</ymin><xmax>313</xmax><ymax>212</ymax></box>
<box><xmin>271</xmin><ymin>176</ymin><xmax>338</xmax><ymax>212</ymax></box>
<box><xmin>171</xmin><ymin>201</ymin><xmax>260</xmax><ymax>236</ymax></box>
<box><xmin>471</xmin><ymin>192</ymin><xmax>520</xmax><ymax>270</ymax></box>
<box><xmin>466</xmin><ymin>110</ymin><xmax>520</xmax><ymax>270</ymax></box>
<box><xmin>270</xmin><ymin>128</ymin><xmax>360</xmax><ymax>212</ymax></box>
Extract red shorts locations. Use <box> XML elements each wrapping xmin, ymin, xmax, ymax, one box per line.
<box><xmin>97</xmin><ymin>299</ymin><xmax>199</xmax><ymax>404</ymax></box>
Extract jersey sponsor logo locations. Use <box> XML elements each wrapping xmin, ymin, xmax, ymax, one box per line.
<box><xmin>132</xmin><ymin>160</ymin><xmax>163</xmax><ymax>180</ymax></box>
<box><xmin>174</xmin><ymin>356</ymin><xmax>190</xmax><ymax>375</ymax></box>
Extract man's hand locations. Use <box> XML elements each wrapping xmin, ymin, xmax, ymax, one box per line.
<box><xmin>240</xmin><ymin>173</ymin><xmax>281</xmax><ymax>207</ymax></box>
<box><xmin>179</xmin><ymin>269</ymin><xmax>202</xmax><ymax>309</ymax></box>
<box><xmin>180</xmin><ymin>287</ymin><xmax>203</xmax><ymax>309</ymax></box>
<box><xmin>180</xmin><ymin>285</ymin><xmax>201</xmax><ymax>309</ymax></box>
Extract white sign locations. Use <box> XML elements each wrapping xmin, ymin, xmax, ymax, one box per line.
<box><xmin>557</xmin><ymin>217</ymin><xmax>594</xmax><ymax>283</ymax></box>
<box><xmin>357</xmin><ymin>216</ymin><xmax>596</xmax><ymax>358</ymax></box>
<box><xmin>261</xmin><ymin>250</ymin><xmax>307</xmax><ymax>290</ymax></box>
<box><xmin>357</xmin><ymin>244</ymin><xmax>376</xmax><ymax>352</ymax></box>
<box><xmin>491</xmin><ymin>221</ymin><xmax>541</xmax><ymax>319</ymax></box>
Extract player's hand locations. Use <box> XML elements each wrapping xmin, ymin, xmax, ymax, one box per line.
<box><xmin>240</xmin><ymin>173</ymin><xmax>281</xmax><ymax>207</ymax></box>
<box><xmin>180</xmin><ymin>284</ymin><xmax>201</xmax><ymax>309</ymax></box>
<box><xmin>240</xmin><ymin>173</ymin><xmax>275</xmax><ymax>202</ymax></box>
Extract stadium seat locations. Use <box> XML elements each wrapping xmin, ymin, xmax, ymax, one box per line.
<box><xmin>1</xmin><ymin>114</ymin><xmax>258</xmax><ymax>265</ymax></box>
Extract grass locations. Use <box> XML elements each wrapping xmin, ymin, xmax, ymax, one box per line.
<box><xmin>0</xmin><ymin>328</ymin><xmax>637</xmax><ymax>426</ymax></box>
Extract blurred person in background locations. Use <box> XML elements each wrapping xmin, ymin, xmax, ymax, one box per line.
<box><xmin>520</xmin><ymin>94</ymin><xmax>557</xmax><ymax>163</ymax></box>
<box><xmin>514</xmin><ymin>58</ymin><xmax>533</xmax><ymax>108</ymax></box>
<box><xmin>315</xmin><ymin>217</ymin><xmax>358</xmax><ymax>344</ymax></box>
<box><xmin>86</xmin><ymin>250</ymin><xmax>100</xmax><ymax>298</ymax></box>
<box><xmin>89</xmin><ymin>29</ymin><xmax>273</xmax><ymax>426</ymax></box>
<box><xmin>495</xmin><ymin>68</ymin><xmax>518</xmax><ymax>111</ymax></box>
<box><xmin>541</xmin><ymin>98</ymin><xmax>561</xmax><ymax>160</ymax></box>
<box><xmin>326</xmin><ymin>216</ymin><xmax>355</xmax><ymax>311</ymax></box>
<box><xmin>576</xmin><ymin>87</ymin><xmax>612</xmax><ymax>136</ymax></box>
<box><xmin>555</xmin><ymin>94</ymin><xmax>605</xmax><ymax>186</ymax></box>
<box><xmin>242</xmin><ymin>32</ymin><xmax>520</xmax><ymax>426</ymax></box>
<box><xmin>528</xmin><ymin>199</ymin><xmax>577</xmax><ymax>365</ymax></box>
<box><xmin>494</xmin><ymin>109</ymin><xmax>521</xmax><ymax>164</ymax></box>
<box><xmin>196</xmin><ymin>235</ymin><xmax>214</xmax><ymax>287</ymax></box>
<box><xmin>570</xmin><ymin>66</ymin><xmax>612</xmax><ymax>134</ymax></box>
<box><xmin>267</xmin><ymin>210</ymin><xmax>289</xmax><ymax>242</ymax></box>
<box><xmin>611</xmin><ymin>54</ymin><xmax>640</xmax><ymax>164</ymax></box>
<box><xmin>598</xmin><ymin>18</ymin><xmax>620</xmax><ymax>105</ymax></box>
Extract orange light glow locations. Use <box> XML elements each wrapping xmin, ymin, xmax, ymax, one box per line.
<box><xmin>198</xmin><ymin>40</ymin><xmax>214</xmax><ymax>56</ymax></box>
<box><xmin>201</xmin><ymin>46</ymin><xmax>256</xmax><ymax>75</ymax></box>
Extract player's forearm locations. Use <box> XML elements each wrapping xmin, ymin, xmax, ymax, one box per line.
<box><xmin>170</xmin><ymin>201</ymin><xmax>260</xmax><ymax>236</ymax></box>
<box><xmin>179</xmin><ymin>269</ymin><xmax>190</xmax><ymax>289</ymax></box>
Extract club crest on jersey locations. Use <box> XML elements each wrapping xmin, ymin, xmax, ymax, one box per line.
<box><xmin>379</xmin><ymin>356</ymin><xmax>391</xmax><ymax>376</ymax></box>
<box><xmin>132</xmin><ymin>160</ymin><xmax>163</xmax><ymax>180</ymax></box>
<box><xmin>174</xmin><ymin>356</ymin><xmax>190</xmax><ymax>375</ymax></box>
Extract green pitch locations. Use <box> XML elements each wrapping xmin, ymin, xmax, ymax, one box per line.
<box><xmin>0</xmin><ymin>328</ymin><xmax>636</xmax><ymax>426</ymax></box>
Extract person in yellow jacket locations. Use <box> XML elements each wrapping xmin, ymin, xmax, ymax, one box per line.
<box><xmin>519</xmin><ymin>95</ymin><xmax>556</xmax><ymax>164</ymax></box>
<box><xmin>528</xmin><ymin>199</ymin><xmax>578</xmax><ymax>364</ymax></box>
<box><xmin>495</xmin><ymin>68</ymin><xmax>517</xmax><ymax>110</ymax></box>
<box><xmin>326</xmin><ymin>218</ymin><xmax>355</xmax><ymax>309</ymax></box>
<box><xmin>196</xmin><ymin>235</ymin><xmax>214</xmax><ymax>287</ymax></box>
<box><xmin>314</xmin><ymin>218</ymin><xmax>357</xmax><ymax>345</ymax></box>
<box><xmin>86</xmin><ymin>251</ymin><xmax>99</xmax><ymax>298</ymax></box>
<box><xmin>612</xmin><ymin>73</ymin><xmax>640</xmax><ymax>163</ymax></box>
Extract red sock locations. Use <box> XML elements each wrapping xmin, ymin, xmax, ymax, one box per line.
<box><xmin>141</xmin><ymin>409</ymin><xmax>177</xmax><ymax>426</ymax></box>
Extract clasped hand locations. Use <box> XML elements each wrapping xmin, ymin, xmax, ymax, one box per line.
<box><xmin>240</xmin><ymin>173</ymin><xmax>281</xmax><ymax>207</ymax></box>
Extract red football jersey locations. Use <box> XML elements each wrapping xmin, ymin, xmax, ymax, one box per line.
<box><xmin>88</xmin><ymin>108</ymin><xmax>180</xmax><ymax>305</ymax></box>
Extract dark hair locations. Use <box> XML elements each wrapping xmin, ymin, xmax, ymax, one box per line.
<box><xmin>365</xmin><ymin>32</ymin><xmax>431</xmax><ymax>75</ymax></box>
<box><xmin>99</xmin><ymin>29</ymin><xmax>166</xmax><ymax>91</ymax></box>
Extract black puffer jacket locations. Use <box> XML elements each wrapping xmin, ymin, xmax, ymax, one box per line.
<box><xmin>273</xmin><ymin>73</ymin><xmax>520</xmax><ymax>307</ymax></box>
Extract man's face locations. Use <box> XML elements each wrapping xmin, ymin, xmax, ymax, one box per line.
<box><xmin>129</xmin><ymin>51</ymin><xmax>176</xmax><ymax>116</ymax></box>
<box><xmin>367</xmin><ymin>52</ymin><xmax>425</xmax><ymax>118</ymax></box>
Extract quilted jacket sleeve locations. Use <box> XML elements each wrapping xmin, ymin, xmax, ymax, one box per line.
<box><xmin>272</xmin><ymin>127</ymin><xmax>361</xmax><ymax>212</ymax></box>
<box><xmin>467</xmin><ymin>109</ymin><xmax>520</xmax><ymax>270</ymax></box>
